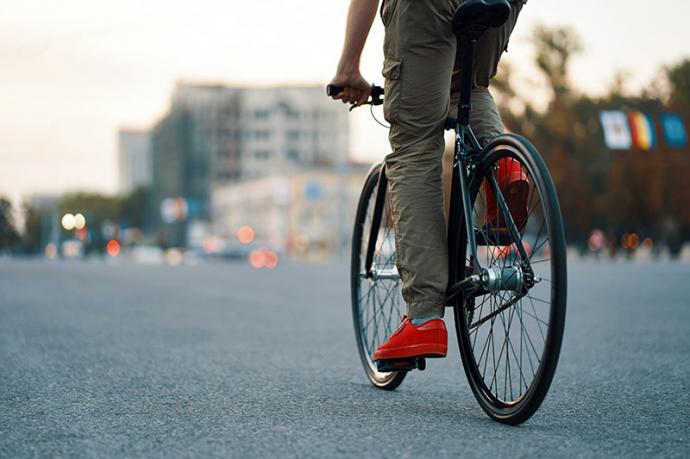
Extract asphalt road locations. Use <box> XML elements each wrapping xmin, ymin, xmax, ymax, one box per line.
<box><xmin>1</xmin><ymin>258</ymin><xmax>689</xmax><ymax>457</ymax></box>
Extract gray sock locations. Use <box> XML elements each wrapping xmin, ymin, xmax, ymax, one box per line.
<box><xmin>411</xmin><ymin>316</ymin><xmax>442</xmax><ymax>326</ymax></box>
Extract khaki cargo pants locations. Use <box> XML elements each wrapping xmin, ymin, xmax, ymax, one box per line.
<box><xmin>381</xmin><ymin>0</ymin><xmax>524</xmax><ymax>319</ymax></box>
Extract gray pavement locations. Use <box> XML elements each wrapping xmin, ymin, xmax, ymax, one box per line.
<box><xmin>1</xmin><ymin>258</ymin><xmax>689</xmax><ymax>458</ymax></box>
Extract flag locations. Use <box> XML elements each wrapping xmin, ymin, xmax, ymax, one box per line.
<box><xmin>600</xmin><ymin>111</ymin><xmax>632</xmax><ymax>150</ymax></box>
<box><xmin>627</xmin><ymin>112</ymin><xmax>657</xmax><ymax>150</ymax></box>
<box><xmin>660</xmin><ymin>113</ymin><xmax>688</xmax><ymax>148</ymax></box>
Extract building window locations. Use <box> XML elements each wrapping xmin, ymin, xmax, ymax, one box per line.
<box><xmin>255</xmin><ymin>150</ymin><xmax>271</xmax><ymax>160</ymax></box>
<box><xmin>254</xmin><ymin>130</ymin><xmax>271</xmax><ymax>140</ymax></box>
<box><xmin>255</xmin><ymin>110</ymin><xmax>270</xmax><ymax>120</ymax></box>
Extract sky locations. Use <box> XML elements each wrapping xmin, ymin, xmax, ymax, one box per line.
<box><xmin>1</xmin><ymin>0</ymin><xmax>689</xmax><ymax>204</ymax></box>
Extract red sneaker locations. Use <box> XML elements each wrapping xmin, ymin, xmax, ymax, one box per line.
<box><xmin>485</xmin><ymin>157</ymin><xmax>529</xmax><ymax>231</ymax></box>
<box><xmin>373</xmin><ymin>316</ymin><xmax>447</xmax><ymax>361</ymax></box>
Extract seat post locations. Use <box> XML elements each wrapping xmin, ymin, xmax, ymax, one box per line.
<box><xmin>458</xmin><ymin>36</ymin><xmax>478</xmax><ymax>127</ymax></box>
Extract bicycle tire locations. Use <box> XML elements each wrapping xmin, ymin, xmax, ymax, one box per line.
<box><xmin>453</xmin><ymin>134</ymin><xmax>567</xmax><ymax>424</ymax></box>
<box><xmin>351</xmin><ymin>163</ymin><xmax>407</xmax><ymax>390</ymax></box>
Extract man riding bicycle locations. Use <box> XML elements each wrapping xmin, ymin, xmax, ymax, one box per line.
<box><xmin>329</xmin><ymin>0</ymin><xmax>528</xmax><ymax>364</ymax></box>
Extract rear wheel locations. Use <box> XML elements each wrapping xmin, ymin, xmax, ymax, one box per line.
<box><xmin>351</xmin><ymin>164</ymin><xmax>406</xmax><ymax>390</ymax></box>
<box><xmin>454</xmin><ymin>135</ymin><xmax>567</xmax><ymax>424</ymax></box>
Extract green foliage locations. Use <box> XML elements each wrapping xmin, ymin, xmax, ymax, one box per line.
<box><xmin>52</xmin><ymin>188</ymin><xmax>150</xmax><ymax>252</ymax></box>
<box><xmin>499</xmin><ymin>25</ymin><xmax>690</xmax><ymax>250</ymax></box>
<box><xmin>0</xmin><ymin>197</ymin><xmax>20</xmax><ymax>252</ymax></box>
<box><xmin>21</xmin><ymin>201</ymin><xmax>43</xmax><ymax>254</ymax></box>
<box><xmin>58</xmin><ymin>192</ymin><xmax>121</xmax><ymax>221</ymax></box>
<box><xmin>667</xmin><ymin>59</ymin><xmax>690</xmax><ymax>107</ymax></box>
<box><xmin>532</xmin><ymin>25</ymin><xmax>583</xmax><ymax>98</ymax></box>
<box><xmin>119</xmin><ymin>187</ymin><xmax>150</xmax><ymax>228</ymax></box>
<box><xmin>57</xmin><ymin>188</ymin><xmax>149</xmax><ymax>228</ymax></box>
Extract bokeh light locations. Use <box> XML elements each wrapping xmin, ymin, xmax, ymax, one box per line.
<box><xmin>74</xmin><ymin>213</ymin><xmax>86</xmax><ymax>230</ymax></box>
<box><xmin>628</xmin><ymin>233</ymin><xmax>640</xmax><ymax>249</ymax></box>
<box><xmin>61</xmin><ymin>213</ymin><xmax>75</xmax><ymax>230</ymax></box>
<box><xmin>202</xmin><ymin>236</ymin><xmax>222</xmax><ymax>254</ymax></box>
<box><xmin>165</xmin><ymin>248</ymin><xmax>184</xmax><ymax>266</ymax></box>
<box><xmin>249</xmin><ymin>249</ymin><xmax>266</xmax><ymax>269</ymax></box>
<box><xmin>588</xmin><ymin>229</ymin><xmax>605</xmax><ymax>252</ymax></box>
<box><xmin>106</xmin><ymin>239</ymin><xmax>121</xmax><ymax>257</ymax></box>
<box><xmin>44</xmin><ymin>243</ymin><xmax>57</xmax><ymax>259</ymax></box>
<box><xmin>248</xmin><ymin>248</ymin><xmax>279</xmax><ymax>269</ymax></box>
<box><xmin>75</xmin><ymin>228</ymin><xmax>88</xmax><ymax>241</ymax></box>
<box><xmin>264</xmin><ymin>250</ymin><xmax>279</xmax><ymax>269</ymax></box>
<box><xmin>237</xmin><ymin>225</ymin><xmax>255</xmax><ymax>244</ymax></box>
<box><xmin>621</xmin><ymin>232</ymin><xmax>642</xmax><ymax>250</ymax></box>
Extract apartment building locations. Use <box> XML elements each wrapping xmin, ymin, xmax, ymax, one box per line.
<box><xmin>118</xmin><ymin>129</ymin><xmax>152</xmax><ymax>193</ymax></box>
<box><xmin>148</xmin><ymin>82</ymin><xmax>349</xmax><ymax>246</ymax></box>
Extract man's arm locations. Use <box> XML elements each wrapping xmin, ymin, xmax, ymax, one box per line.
<box><xmin>329</xmin><ymin>0</ymin><xmax>379</xmax><ymax>107</ymax></box>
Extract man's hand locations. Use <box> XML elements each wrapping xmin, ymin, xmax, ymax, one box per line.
<box><xmin>329</xmin><ymin>70</ymin><xmax>371</xmax><ymax>107</ymax></box>
<box><xmin>328</xmin><ymin>0</ymin><xmax>379</xmax><ymax>107</ymax></box>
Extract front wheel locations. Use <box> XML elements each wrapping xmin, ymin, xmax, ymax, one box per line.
<box><xmin>350</xmin><ymin>163</ymin><xmax>407</xmax><ymax>390</ymax></box>
<box><xmin>454</xmin><ymin>134</ymin><xmax>567</xmax><ymax>424</ymax></box>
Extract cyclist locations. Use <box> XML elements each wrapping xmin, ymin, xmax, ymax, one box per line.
<box><xmin>329</xmin><ymin>0</ymin><xmax>528</xmax><ymax>363</ymax></box>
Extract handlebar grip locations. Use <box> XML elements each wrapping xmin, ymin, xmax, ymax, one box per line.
<box><xmin>326</xmin><ymin>85</ymin><xmax>344</xmax><ymax>97</ymax></box>
<box><xmin>326</xmin><ymin>84</ymin><xmax>384</xmax><ymax>107</ymax></box>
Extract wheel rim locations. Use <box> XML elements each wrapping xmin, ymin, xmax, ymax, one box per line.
<box><xmin>354</xmin><ymin>175</ymin><xmax>405</xmax><ymax>379</ymax></box>
<box><xmin>461</xmin><ymin>146</ymin><xmax>559</xmax><ymax>407</ymax></box>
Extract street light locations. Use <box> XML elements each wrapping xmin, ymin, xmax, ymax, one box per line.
<box><xmin>74</xmin><ymin>213</ymin><xmax>86</xmax><ymax>230</ymax></box>
<box><xmin>61</xmin><ymin>213</ymin><xmax>75</xmax><ymax>230</ymax></box>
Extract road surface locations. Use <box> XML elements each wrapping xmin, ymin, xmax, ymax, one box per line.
<box><xmin>1</xmin><ymin>258</ymin><xmax>689</xmax><ymax>457</ymax></box>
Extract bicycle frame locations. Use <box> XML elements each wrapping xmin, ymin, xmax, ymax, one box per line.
<box><xmin>363</xmin><ymin>35</ymin><xmax>533</xmax><ymax>304</ymax></box>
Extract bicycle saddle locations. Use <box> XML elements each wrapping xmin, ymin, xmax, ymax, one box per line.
<box><xmin>453</xmin><ymin>0</ymin><xmax>511</xmax><ymax>36</ymax></box>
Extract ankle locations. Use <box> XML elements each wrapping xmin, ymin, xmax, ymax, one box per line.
<box><xmin>411</xmin><ymin>316</ymin><xmax>442</xmax><ymax>326</ymax></box>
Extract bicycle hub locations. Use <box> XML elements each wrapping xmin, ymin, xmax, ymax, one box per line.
<box><xmin>481</xmin><ymin>266</ymin><xmax>524</xmax><ymax>293</ymax></box>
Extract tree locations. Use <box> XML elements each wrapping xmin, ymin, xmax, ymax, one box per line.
<box><xmin>494</xmin><ymin>26</ymin><xmax>690</xmax><ymax>252</ymax></box>
<box><xmin>666</xmin><ymin>58</ymin><xmax>690</xmax><ymax>107</ymax></box>
<box><xmin>532</xmin><ymin>25</ymin><xmax>583</xmax><ymax>100</ymax></box>
<box><xmin>119</xmin><ymin>186</ymin><xmax>150</xmax><ymax>229</ymax></box>
<box><xmin>0</xmin><ymin>197</ymin><xmax>20</xmax><ymax>253</ymax></box>
<box><xmin>21</xmin><ymin>201</ymin><xmax>43</xmax><ymax>254</ymax></box>
<box><xmin>58</xmin><ymin>192</ymin><xmax>122</xmax><ymax>253</ymax></box>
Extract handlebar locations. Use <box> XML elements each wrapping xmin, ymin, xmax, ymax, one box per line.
<box><xmin>326</xmin><ymin>84</ymin><xmax>384</xmax><ymax>108</ymax></box>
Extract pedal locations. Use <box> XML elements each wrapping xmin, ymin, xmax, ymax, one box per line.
<box><xmin>376</xmin><ymin>358</ymin><xmax>426</xmax><ymax>372</ymax></box>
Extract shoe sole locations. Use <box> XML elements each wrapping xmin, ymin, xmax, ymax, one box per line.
<box><xmin>373</xmin><ymin>343</ymin><xmax>447</xmax><ymax>362</ymax></box>
<box><xmin>376</xmin><ymin>355</ymin><xmax>445</xmax><ymax>372</ymax></box>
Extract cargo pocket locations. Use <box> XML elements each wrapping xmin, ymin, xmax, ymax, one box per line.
<box><xmin>380</xmin><ymin>0</ymin><xmax>398</xmax><ymax>28</ymax></box>
<box><xmin>382</xmin><ymin>56</ymin><xmax>402</xmax><ymax>124</ymax></box>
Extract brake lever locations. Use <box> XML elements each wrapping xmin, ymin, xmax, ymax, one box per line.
<box><xmin>326</xmin><ymin>84</ymin><xmax>384</xmax><ymax>111</ymax></box>
<box><xmin>349</xmin><ymin>102</ymin><xmax>369</xmax><ymax>112</ymax></box>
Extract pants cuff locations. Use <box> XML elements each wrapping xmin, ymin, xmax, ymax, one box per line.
<box><xmin>407</xmin><ymin>299</ymin><xmax>446</xmax><ymax>320</ymax></box>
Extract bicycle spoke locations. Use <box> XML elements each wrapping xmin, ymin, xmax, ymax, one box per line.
<box><xmin>356</xmin><ymin>188</ymin><xmax>407</xmax><ymax>365</ymax></box>
<box><xmin>459</xmin><ymin>151</ymin><xmax>561</xmax><ymax>405</ymax></box>
<box><xmin>526</xmin><ymin>294</ymin><xmax>547</xmax><ymax>342</ymax></box>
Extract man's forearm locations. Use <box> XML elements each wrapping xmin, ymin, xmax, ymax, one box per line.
<box><xmin>337</xmin><ymin>0</ymin><xmax>379</xmax><ymax>74</ymax></box>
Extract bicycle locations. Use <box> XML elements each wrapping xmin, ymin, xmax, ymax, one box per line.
<box><xmin>327</xmin><ymin>0</ymin><xmax>567</xmax><ymax>425</ymax></box>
